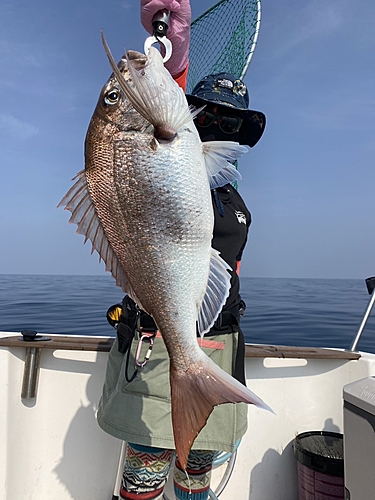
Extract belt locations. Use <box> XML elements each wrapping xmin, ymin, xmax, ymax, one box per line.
<box><xmin>213</xmin><ymin>309</ymin><xmax>239</xmax><ymax>330</ymax></box>
<box><xmin>154</xmin><ymin>331</ymin><xmax>225</xmax><ymax>350</ymax></box>
<box><xmin>121</xmin><ymin>296</ymin><xmax>240</xmax><ymax>334</ymax></box>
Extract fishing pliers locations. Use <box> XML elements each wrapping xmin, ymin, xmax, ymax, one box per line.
<box><xmin>144</xmin><ymin>9</ymin><xmax>172</xmax><ymax>62</ymax></box>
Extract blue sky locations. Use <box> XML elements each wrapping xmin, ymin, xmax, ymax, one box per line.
<box><xmin>1</xmin><ymin>0</ymin><xmax>374</xmax><ymax>279</ymax></box>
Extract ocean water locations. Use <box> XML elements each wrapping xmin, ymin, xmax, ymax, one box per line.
<box><xmin>0</xmin><ymin>274</ymin><xmax>374</xmax><ymax>353</ymax></box>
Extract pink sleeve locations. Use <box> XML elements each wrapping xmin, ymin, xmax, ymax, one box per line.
<box><xmin>141</xmin><ymin>0</ymin><xmax>191</xmax><ymax>77</ymax></box>
<box><xmin>173</xmin><ymin>63</ymin><xmax>189</xmax><ymax>91</ymax></box>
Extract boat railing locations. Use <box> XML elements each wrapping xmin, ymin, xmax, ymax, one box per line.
<box><xmin>0</xmin><ymin>333</ymin><xmax>362</xmax><ymax>358</ymax></box>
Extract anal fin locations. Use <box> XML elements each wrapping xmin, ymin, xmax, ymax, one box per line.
<box><xmin>197</xmin><ymin>248</ymin><xmax>231</xmax><ymax>336</ymax></box>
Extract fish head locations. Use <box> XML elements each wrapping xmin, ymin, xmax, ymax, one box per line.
<box><xmin>88</xmin><ymin>50</ymin><xmax>150</xmax><ymax>134</ymax></box>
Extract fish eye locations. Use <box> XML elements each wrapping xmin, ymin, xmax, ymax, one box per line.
<box><xmin>104</xmin><ymin>88</ymin><xmax>120</xmax><ymax>105</ymax></box>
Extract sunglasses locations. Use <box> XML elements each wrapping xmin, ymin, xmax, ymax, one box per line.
<box><xmin>195</xmin><ymin>109</ymin><xmax>243</xmax><ymax>134</ymax></box>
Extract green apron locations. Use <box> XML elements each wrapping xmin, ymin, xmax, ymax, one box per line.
<box><xmin>97</xmin><ymin>332</ymin><xmax>248</xmax><ymax>452</ymax></box>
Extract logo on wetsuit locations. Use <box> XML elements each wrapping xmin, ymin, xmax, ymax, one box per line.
<box><xmin>235</xmin><ymin>211</ymin><xmax>247</xmax><ymax>224</ymax></box>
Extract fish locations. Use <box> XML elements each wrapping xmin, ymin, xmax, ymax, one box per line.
<box><xmin>59</xmin><ymin>33</ymin><xmax>272</xmax><ymax>469</ymax></box>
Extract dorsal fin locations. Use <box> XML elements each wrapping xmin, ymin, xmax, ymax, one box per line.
<box><xmin>58</xmin><ymin>171</ymin><xmax>137</xmax><ymax>297</ymax></box>
<box><xmin>101</xmin><ymin>33</ymin><xmax>193</xmax><ymax>133</ymax></box>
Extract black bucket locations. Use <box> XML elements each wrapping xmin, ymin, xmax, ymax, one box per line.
<box><xmin>293</xmin><ymin>431</ymin><xmax>344</xmax><ymax>500</ymax></box>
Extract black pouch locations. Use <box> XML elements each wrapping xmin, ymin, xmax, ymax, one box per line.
<box><xmin>110</xmin><ymin>296</ymin><xmax>157</xmax><ymax>354</ymax></box>
<box><xmin>116</xmin><ymin>296</ymin><xmax>138</xmax><ymax>354</ymax></box>
<box><xmin>116</xmin><ymin>322</ymin><xmax>135</xmax><ymax>354</ymax></box>
<box><xmin>138</xmin><ymin>310</ymin><xmax>157</xmax><ymax>332</ymax></box>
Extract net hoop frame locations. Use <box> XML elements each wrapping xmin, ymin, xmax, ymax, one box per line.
<box><xmin>187</xmin><ymin>0</ymin><xmax>262</xmax><ymax>93</ymax></box>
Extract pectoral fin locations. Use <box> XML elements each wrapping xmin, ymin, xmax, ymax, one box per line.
<box><xmin>202</xmin><ymin>141</ymin><xmax>247</xmax><ymax>188</ymax></box>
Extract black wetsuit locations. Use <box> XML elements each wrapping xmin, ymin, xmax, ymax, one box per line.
<box><xmin>210</xmin><ymin>184</ymin><xmax>251</xmax><ymax>384</ymax></box>
<box><xmin>211</xmin><ymin>184</ymin><xmax>251</xmax><ymax>315</ymax></box>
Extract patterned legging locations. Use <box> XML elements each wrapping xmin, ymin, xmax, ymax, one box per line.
<box><xmin>120</xmin><ymin>442</ymin><xmax>215</xmax><ymax>500</ymax></box>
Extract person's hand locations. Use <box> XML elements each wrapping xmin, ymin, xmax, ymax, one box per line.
<box><xmin>141</xmin><ymin>0</ymin><xmax>191</xmax><ymax>76</ymax></box>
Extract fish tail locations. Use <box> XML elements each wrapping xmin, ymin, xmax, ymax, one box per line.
<box><xmin>170</xmin><ymin>356</ymin><xmax>272</xmax><ymax>470</ymax></box>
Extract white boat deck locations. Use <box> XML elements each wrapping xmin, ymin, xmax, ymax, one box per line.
<box><xmin>0</xmin><ymin>332</ymin><xmax>370</xmax><ymax>500</ymax></box>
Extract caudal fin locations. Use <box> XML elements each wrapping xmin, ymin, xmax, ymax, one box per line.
<box><xmin>170</xmin><ymin>356</ymin><xmax>272</xmax><ymax>470</ymax></box>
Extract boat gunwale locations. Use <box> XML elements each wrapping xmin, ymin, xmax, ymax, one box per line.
<box><xmin>0</xmin><ymin>333</ymin><xmax>361</xmax><ymax>359</ymax></box>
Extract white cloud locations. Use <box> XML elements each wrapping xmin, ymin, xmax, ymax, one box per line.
<box><xmin>0</xmin><ymin>113</ymin><xmax>39</xmax><ymax>140</ymax></box>
<box><xmin>121</xmin><ymin>2</ymin><xmax>133</xmax><ymax>10</ymax></box>
<box><xmin>295</xmin><ymin>90</ymin><xmax>375</xmax><ymax>131</ymax></box>
<box><xmin>0</xmin><ymin>40</ymin><xmax>42</xmax><ymax>68</ymax></box>
<box><xmin>272</xmin><ymin>0</ymin><xmax>346</xmax><ymax>57</ymax></box>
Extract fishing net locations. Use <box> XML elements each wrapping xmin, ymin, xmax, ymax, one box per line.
<box><xmin>186</xmin><ymin>0</ymin><xmax>261</xmax><ymax>93</ymax></box>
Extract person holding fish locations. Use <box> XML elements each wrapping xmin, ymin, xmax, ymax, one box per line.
<box><xmin>59</xmin><ymin>0</ymin><xmax>267</xmax><ymax>498</ymax></box>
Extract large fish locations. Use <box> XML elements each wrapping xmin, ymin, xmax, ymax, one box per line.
<box><xmin>59</xmin><ymin>35</ymin><xmax>271</xmax><ymax>469</ymax></box>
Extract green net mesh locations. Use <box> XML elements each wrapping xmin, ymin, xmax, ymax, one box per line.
<box><xmin>186</xmin><ymin>0</ymin><xmax>261</xmax><ymax>93</ymax></box>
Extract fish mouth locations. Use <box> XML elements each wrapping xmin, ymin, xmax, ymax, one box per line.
<box><xmin>125</xmin><ymin>50</ymin><xmax>147</xmax><ymax>71</ymax></box>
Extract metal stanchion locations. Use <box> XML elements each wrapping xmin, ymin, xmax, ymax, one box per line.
<box><xmin>350</xmin><ymin>277</ymin><xmax>375</xmax><ymax>352</ymax></box>
<box><xmin>19</xmin><ymin>330</ymin><xmax>51</xmax><ymax>399</ymax></box>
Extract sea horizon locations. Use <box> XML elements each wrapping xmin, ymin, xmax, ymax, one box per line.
<box><xmin>0</xmin><ymin>274</ymin><xmax>374</xmax><ymax>353</ymax></box>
